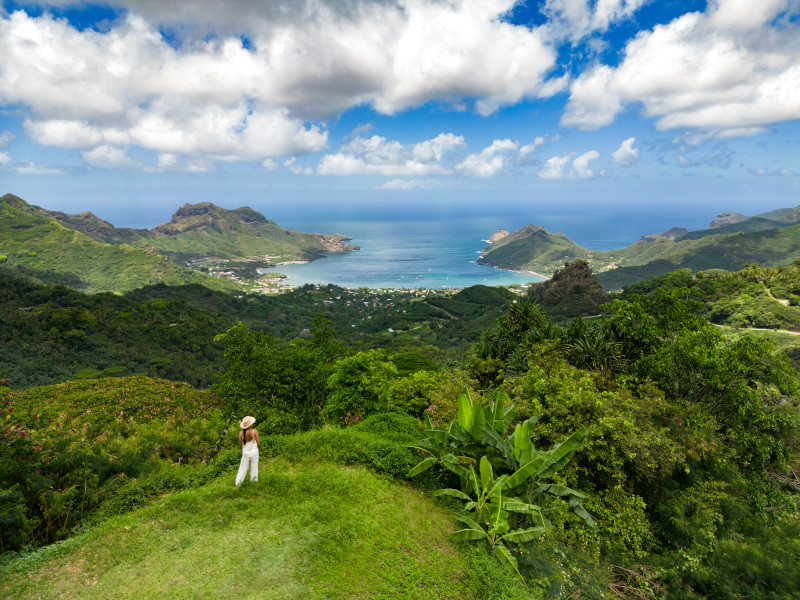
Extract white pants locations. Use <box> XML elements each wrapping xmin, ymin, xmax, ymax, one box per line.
<box><xmin>235</xmin><ymin>451</ymin><xmax>259</xmax><ymax>486</ymax></box>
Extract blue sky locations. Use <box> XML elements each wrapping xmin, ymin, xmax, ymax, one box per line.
<box><xmin>1</xmin><ymin>0</ymin><xmax>798</xmax><ymax>234</ymax></box>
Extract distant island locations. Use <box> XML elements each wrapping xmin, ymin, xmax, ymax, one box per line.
<box><xmin>0</xmin><ymin>193</ymin><xmax>359</xmax><ymax>294</ymax></box>
<box><xmin>480</xmin><ymin>205</ymin><xmax>800</xmax><ymax>290</ymax></box>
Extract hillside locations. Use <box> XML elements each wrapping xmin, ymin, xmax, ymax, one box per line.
<box><xmin>3</xmin><ymin>273</ymin><xmax>800</xmax><ymax>597</ymax></box>
<box><xmin>0</xmin><ymin>194</ymin><xmax>240</xmax><ymax>294</ymax></box>
<box><xmin>0</xmin><ymin>376</ymin><xmax>526</xmax><ymax>599</ymax></box>
<box><xmin>479</xmin><ymin>205</ymin><xmax>800</xmax><ymax>290</ymax></box>
<box><xmin>0</xmin><ymin>461</ymin><xmax>492</xmax><ymax>600</ymax></box>
<box><xmin>45</xmin><ymin>200</ymin><xmax>359</xmax><ymax>264</ymax></box>
<box><xmin>477</xmin><ymin>224</ymin><xmax>589</xmax><ymax>272</ymax></box>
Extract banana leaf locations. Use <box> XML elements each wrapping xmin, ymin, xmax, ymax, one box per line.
<box><xmin>493</xmin><ymin>543</ymin><xmax>524</xmax><ymax>584</ymax></box>
<box><xmin>502</xmin><ymin>526</ymin><xmax>547</xmax><ymax>543</ymax></box>
<box><xmin>434</xmin><ymin>488</ymin><xmax>473</xmax><ymax>501</ymax></box>
<box><xmin>407</xmin><ymin>456</ymin><xmax>437</xmax><ymax>477</ymax></box>
<box><xmin>570</xmin><ymin>499</ymin><xmax>598</xmax><ymax>530</ymax></box>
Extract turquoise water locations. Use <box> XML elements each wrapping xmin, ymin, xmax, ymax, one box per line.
<box><xmin>258</xmin><ymin>216</ymin><xmax>545</xmax><ymax>289</ymax></box>
<box><xmin>250</xmin><ymin>199</ymin><xmax>720</xmax><ymax>289</ymax></box>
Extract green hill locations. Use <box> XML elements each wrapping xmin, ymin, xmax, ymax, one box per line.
<box><xmin>0</xmin><ymin>194</ymin><xmax>241</xmax><ymax>294</ymax></box>
<box><xmin>477</xmin><ymin>224</ymin><xmax>589</xmax><ymax>272</ymax></box>
<box><xmin>0</xmin><ymin>376</ymin><xmax>526</xmax><ymax>599</ymax></box>
<box><xmin>754</xmin><ymin>205</ymin><xmax>800</xmax><ymax>223</ymax></box>
<box><xmin>1</xmin><ymin>461</ymin><xmax>496</xmax><ymax>600</ymax></box>
<box><xmin>45</xmin><ymin>200</ymin><xmax>359</xmax><ymax>264</ymax></box>
<box><xmin>675</xmin><ymin>216</ymin><xmax>790</xmax><ymax>241</ymax></box>
<box><xmin>480</xmin><ymin>207</ymin><xmax>800</xmax><ymax>291</ymax></box>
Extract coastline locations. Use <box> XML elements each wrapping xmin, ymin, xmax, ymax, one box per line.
<box><xmin>513</xmin><ymin>268</ymin><xmax>550</xmax><ymax>280</ymax></box>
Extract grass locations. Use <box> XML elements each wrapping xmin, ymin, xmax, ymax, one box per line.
<box><xmin>1</xmin><ymin>457</ymin><xmax>531</xmax><ymax>600</ymax></box>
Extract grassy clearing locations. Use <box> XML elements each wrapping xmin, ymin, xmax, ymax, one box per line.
<box><xmin>1</xmin><ymin>457</ymin><xmax>515</xmax><ymax>600</ymax></box>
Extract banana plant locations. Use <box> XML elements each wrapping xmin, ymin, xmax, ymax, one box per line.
<box><xmin>408</xmin><ymin>390</ymin><xmax>596</xmax><ymax>583</ymax></box>
<box><xmin>434</xmin><ymin>456</ymin><xmax>549</xmax><ymax>583</ymax></box>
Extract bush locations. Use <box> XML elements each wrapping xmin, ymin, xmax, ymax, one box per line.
<box><xmin>387</xmin><ymin>370</ymin><xmax>449</xmax><ymax>417</ymax></box>
<box><xmin>261</xmin><ymin>426</ymin><xmax>419</xmax><ymax>480</ymax></box>
<box><xmin>323</xmin><ymin>350</ymin><xmax>397</xmax><ymax>424</ymax></box>
<box><xmin>255</xmin><ymin>407</ymin><xmax>304</xmax><ymax>435</ymax></box>
<box><xmin>350</xmin><ymin>411</ymin><xmax>420</xmax><ymax>443</ymax></box>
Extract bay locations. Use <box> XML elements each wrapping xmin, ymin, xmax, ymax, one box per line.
<box><xmin>258</xmin><ymin>216</ymin><xmax>544</xmax><ymax>289</ymax></box>
<box><xmin>251</xmin><ymin>199</ymin><xmax>720</xmax><ymax>289</ymax></box>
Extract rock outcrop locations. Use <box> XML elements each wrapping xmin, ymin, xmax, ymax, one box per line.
<box><xmin>488</xmin><ymin>229</ymin><xmax>510</xmax><ymax>243</ymax></box>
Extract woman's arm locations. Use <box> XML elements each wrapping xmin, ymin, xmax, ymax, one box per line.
<box><xmin>239</xmin><ymin>430</ymin><xmax>243</xmax><ymax>450</ymax></box>
<box><xmin>254</xmin><ymin>429</ymin><xmax>260</xmax><ymax>447</ymax></box>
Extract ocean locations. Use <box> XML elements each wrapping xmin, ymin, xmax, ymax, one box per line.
<box><xmin>253</xmin><ymin>200</ymin><xmax>720</xmax><ymax>289</ymax></box>
<box><xmin>259</xmin><ymin>216</ymin><xmax>544</xmax><ymax>289</ymax></box>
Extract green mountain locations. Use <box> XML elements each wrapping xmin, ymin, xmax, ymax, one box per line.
<box><xmin>477</xmin><ymin>224</ymin><xmax>589</xmax><ymax>272</ymax></box>
<box><xmin>480</xmin><ymin>206</ymin><xmax>800</xmax><ymax>291</ymax></box>
<box><xmin>675</xmin><ymin>216</ymin><xmax>792</xmax><ymax>241</ymax></box>
<box><xmin>45</xmin><ymin>200</ymin><xmax>359</xmax><ymax>264</ymax></box>
<box><xmin>754</xmin><ymin>205</ymin><xmax>800</xmax><ymax>223</ymax></box>
<box><xmin>0</xmin><ymin>194</ymin><xmax>240</xmax><ymax>294</ymax></box>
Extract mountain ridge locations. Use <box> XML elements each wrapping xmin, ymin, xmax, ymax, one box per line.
<box><xmin>42</xmin><ymin>199</ymin><xmax>360</xmax><ymax>263</ymax></box>
<box><xmin>480</xmin><ymin>204</ymin><xmax>800</xmax><ymax>290</ymax></box>
<box><xmin>0</xmin><ymin>193</ymin><xmax>359</xmax><ymax>294</ymax></box>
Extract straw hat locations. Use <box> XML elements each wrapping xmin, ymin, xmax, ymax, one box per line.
<box><xmin>240</xmin><ymin>415</ymin><xmax>256</xmax><ymax>429</ymax></box>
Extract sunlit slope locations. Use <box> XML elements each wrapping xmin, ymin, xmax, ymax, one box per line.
<box><xmin>46</xmin><ymin>200</ymin><xmax>358</xmax><ymax>263</ymax></box>
<box><xmin>597</xmin><ymin>223</ymin><xmax>800</xmax><ymax>289</ymax></box>
<box><xmin>2</xmin><ymin>461</ymin><xmax>481</xmax><ymax>600</ymax></box>
<box><xmin>0</xmin><ymin>194</ymin><xmax>240</xmax><ymax>294</ymax></box>
<box><xmin>477</xmin><ymin>225</ymin><xmax>591</xmax><ymax>272</ymax></box>
<box><xmin>479</xmin><ymin>216</ymin><xmax>800</xmax><ymax>290</ymax></box>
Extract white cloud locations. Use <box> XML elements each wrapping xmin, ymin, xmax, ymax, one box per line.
<box><xmin>457</xmin><ymin>139</ymin><xmax>519</xmax><ymax>177</ymax></box>
<box><xmin>0</xmin><ymin>1</ymin><xmax>568</xmax><ymax>170</ymax></box>
<box><xmin>81</xmin><ymin>145</ymin><xmax>139</xmax><ymax>169</ymax></box>
<box><xmin>572</xmin><ymin>150</ymin><xmax>600</xmax><ymax>177</ymax></box>
<box><xmin>748</xmin><ymin>167</ymin><xmax>797</xmax><ymax>177</ymax></box>
<box><xmin>538</xmin><ymin>155</ymin><xmax>572</xmax><ymax>179</ymax></box>
<box><xmin>261</xmin><ymin>158</ymin><xmax>279</xmax><ymax>172</ymax></box>
<box><xmin>543</xmin><ymin>0</ymin><xmax>652</xmax><ymax>41</ymax></box>
<box><xmin>14</xmin><ymin>160</ymin><xmax>64</xmax><ymax>175</ymax></box>
<box><xmin>284</xmin><ymin>157</ymin><xmax>313</xmax><ymax>175</ymax></box>
<box><xmin>25</xmin><ymin>120</ymin><xmax>107</xmax><ymax>149</ymax></box>
<box><xmin>377</xmin><ymin>179</ymin><xmax>445</xmax><ymax>190</ymax></box>
<box><xmin>675</xmin><ymin>126</ymin><xmax>771</xmax><ymax>147</ymax></box>
<box><xmin>562</xmin><ymin>2</ymin><xmax>800</xmax><ymax>132</ymax></box>
<box><xmin>149</xmin><ymin>152</ymin><xmax>215</xmax><ymax>173</ymax></box>
<box><xmin>0</xmin><ymin>151</ymin><xmax>11</xmax><ymax>165</ymax></box>
<box><xmin>412</xmin><ymin>133</ymin><xmax>465</xmax><ymax>162</ymax></box>
<box><xmin>538</xmin><ymin>150</ymin><xmax>601</xmax><ymax>178</ymax></box>
<box><xmin>707</xmin><ymin>0</ymin><xmax>790</xmax><ymax>31</ymax></box>
<box><xmin>612</xmin><ymin>137</ymin><xmax>638</xmax><ymax>166</ymax></box>
<box><xmin>0</xmin><ymin>130</ymin><xmax>14</xmax><ymax>146</ymax></box>
<box><xmin>318</xmin><ymin>133</ymin><xmax>459</xmax><ymax>176</ymax></box>
<box><xmin>561</xmin><ymin>65</ymin><xmax>623</xmax><ymax>130</ymax></box>
<box><xmin>520</xmin><ymin>137</ymin><xmax>546</xmax><ymax>156</ymax></box>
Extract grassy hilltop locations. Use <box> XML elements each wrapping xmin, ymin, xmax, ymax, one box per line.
<box><xmin>0</xmin><ymin>377</ymin><xmax>526</xmax><ymax>599</ymax></box>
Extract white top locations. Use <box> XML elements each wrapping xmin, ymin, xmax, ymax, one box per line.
<box><xmin>242</xmin><ymin>432</ymin><xmax>258</xmax><ymax>453</ymax></box>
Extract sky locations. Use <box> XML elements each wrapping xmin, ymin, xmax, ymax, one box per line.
<box><xmin>0</xmin><ymin>0</ymin><xmax>799</xmax><ymax>234</ymax></box>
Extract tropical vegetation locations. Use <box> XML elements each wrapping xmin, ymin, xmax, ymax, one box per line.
<box><xmin>3</xmin><ymin>191</ymin><xmax>800</xmax><ymax>597</ymax></box>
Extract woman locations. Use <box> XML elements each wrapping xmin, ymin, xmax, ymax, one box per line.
<box><xmin>235</xmin><ymin>415</ymin><xmax>260</xmax><ymax>487</ymax></box>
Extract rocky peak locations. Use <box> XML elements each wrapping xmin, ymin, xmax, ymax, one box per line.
<box><xmin>641</xmin><ymin>227</ymin><xmax>688</xmax><ymax>242</ymax></box>
<box><xmin>488</xmin><ymin>229</ymin><xmax>510</xmax><ymax>243</ymax></box>
<box><xmin>709</xmin><ymin>212</ymin><xmax>746</xmax><ymax>229</ymax></box>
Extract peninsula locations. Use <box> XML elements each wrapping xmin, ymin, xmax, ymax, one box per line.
<box><xmin>480</xmin><ymin>205</ymin><xmax>800</xmax><ymax>290</ymax></box>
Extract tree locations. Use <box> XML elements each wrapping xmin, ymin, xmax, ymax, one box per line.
<box><xmin>214</xmin><ymin>314</ymin><xmax>346</xmax><ymax>428</ymax></box>
<box><xmin>323</xmin><ymin>350</ymin><xmax>397</xmax><ymax>424</ymax></box>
